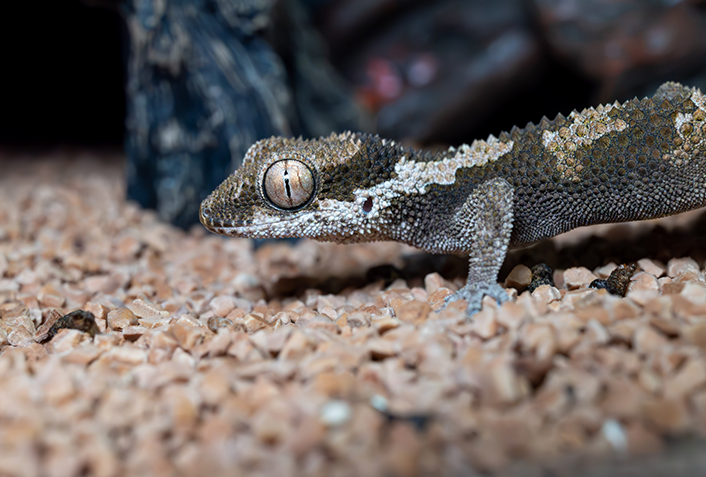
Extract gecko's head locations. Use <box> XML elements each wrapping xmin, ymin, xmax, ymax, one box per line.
<box><xmin>199</xmin><ymin>132</ymin><xmax>405</xmax><ymax>242</ymax></box>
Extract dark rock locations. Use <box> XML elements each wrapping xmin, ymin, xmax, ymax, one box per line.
<box><xmin>590</xmin><ymin>263</ymin><xmax>637</xmax><ymax>297</ymax></box>
<box><xmin>527</xmin><ymin>263</ymin><xmax>554</xmax><ymax>293</ymax></box>
<box><xmin>39</xmin><ymin>310</ymin><xmax>100</xmax><ymax>343</ymax></box>
<box><xmin>121</xmin><ymin>0</ymin><xmax>368</xmax><ymax>228</ymax></box>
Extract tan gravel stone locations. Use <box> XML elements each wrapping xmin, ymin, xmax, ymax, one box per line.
<box><xmin>690</xmin><ymin>389</ymin><xmax>706</xmax><ymax>431</ymax></box>
<box><xmin>583</xmin><ymin>319</ymin><xmax>610</xmax><ymax>346</ymax></box>
<box><xmin>593</xmin><ymin>346</ymin><xmax>640</xmax><ymax>374</ymax></box>
<box><xmin>643</xmin><ymin>295</ymin><xmax>673</xmax><ymax>320</ymax></box>
<box><xmin>107</xmin><ymin>307</ymin><xmax>138</xmax><ymax>331</ymax></box>
<box><xmin>681</xmin><ymin>281</ymin><xmax>706</xmax><ymax>305</ymax></box>
<box><xmin>633</xmin><ymin>325</ymin><xmax>670</xmax><ymax>354</ymax></box>
<box><xmin>0</xmin><ymin>252</ymin><xmax>7</xmax><ymax>277</ymax></box>
<box><xmin>286</xmin><ymin>415</ymin><xmax>326</xmax><ymax>457</ymax></box>
<box><xmin>313</xmin><ymin>371</ymin><xmax>357</xmax><ymax>398</ymax></box>
<box><xmin>684</xmin><ymin>320</ymin><xmax>706</xmax><ymax>348</ymax></box>
<box><xmin>252</xmin><ymin>326</ymin><xmax>293</xmax><ymax>356</ymax></box>
<box><xmin>664</xmin><ymin>358</ymin><xmax>706</xmax><ymax>399</ymax></box>
<box><xmin>628</xmin><ymin>271</ymin><xmax>660</xmax><ymax>293</ymax></box>
<box><xmin>625</xmin><ymin>421</ymin><xmax>663</xmax><ymax>456</ymax></box>
<box><xmin>626</xmin><ymin>290</ymin><xmax>660</xmax><ymax>308</ymax></box>
<box><xmin>367</xmin><ymin>338</ymin><xmax>399</xmax><ymax>359</ymax></box>
<box><xmin>637</xmin><ymin>368</ymin><xmax>663</xmax><ymax>395</ymax></box>
<box><xmin>50</xmin><ymin>329</ymin><xmax>90</xmax><ymax>353</ymax></box>
<box><xmin>279</xmin><ymin>329</ymin><xmax>313</xmax><ymax>361</ymax></box>
<box><xmin>609</xmin><ymin>298</ymin><xmax>641</xmax><ymax>321</ymax></box>
<box><xmin>596</xmin><ymin>262</ymin><xmax>618</xmax><ymax>278</ymax></box>
<box><xmin>149</xmin><ymin>329</ymin><xmax>179</xmax><ymax>353</ymax></box>
<box><xmin>199</xmin><ymin>367</ymin><xmax>232</xmax><ymax>405</ymax></box>
<box><xmin>496</xmin><ymin>301</ymin><xmax>531</xmax><ymax>330</ymax></box>
<box><xmin>395</xmin><ymin>300</ymin><xmax>431</xmax><ymax>323</ymax></box>
<box><xmin>504</xmin><ymin>265</ymin><xmax>532</xmax><ymax>291</ymax></box>
<box><xmin>33</xmin><ymin>308</ymin><xmax>62</xmax><ymax>342</ymax></box>
<box><xmin>138</xmin><ymin>316</ymin><xmax>171</xmax><ymax>329</ymax></box>
<box><xmin>563</xmin><ymin>267</ymin><xmax>598</xmax><ymax>290</ymax></box>
<box><xmin>531</xmin><ymin>285</ymin><xmax>561</xmax><ymax>305</ymax></box>
<box><xmin>564</xmin><ymin>288</ymin><xmax>604</xmax><ymax>310</ymax></box>
<box><xmin>252</xmin><ymin>406</ymin><xmax>290</xmax><ymax>444</ymax></box>
<box><xmin>642</xmin><ymin>397</ymin><xmax>691</xmax><ymax>435</ymax></box>
<box><xmin>84</xmin><ymin>301</ymin><xmax>109</xmax><ymax>332</ymax></box>
<box><xmin>600</xmin><ymin>377</ymin><xmax>647</xmax><ymax>419</ymax></box>
<box><xmin>648</xmin><ymin>317</ymin><xmax>680</xmax><ymax>338</ymax></box>
<box><xmin>37</xmin><ymin>283</ymin><xmax>66</xmax><ymax>308</ymax></box>
<box><xmin>427</xmin><ymin>288</ymin><xmax>453</xmax><ymax>310</ymax></box>
<box><xmin>127</xmin><ymin>298</ymin><xmax>170</xmax><ymax>319</ymax></box>
<box><xmin>424</xmin><ymin>273</ymin><xmax>446</xmax><ymax>295</ymax></box>
<box><xmin>546</xmin><ymin>313</ymin><xmax>582</xmax><ymax>353</ymax></box>
<box><xmin>637</xmin><ymin>258</ymin><xmax>665</xmax><ymax>278</ymax></box>
<box><xmin>208</xmin><ymin>295</ymin><xmax>238</xmax><ymax>318</ymax></box>
<box><xmin>84</xmin><ymin>275</ymin><xmax>116</xmax><ymax>294</ymax></box>
<box><xmin>667</xmin><ymin>257</ymin><xmax>700</xmax><ymax>278</ymax></box>
<box><xmin>373</xmin><ymin>316</ymin><xmax>401</xmax><ymax>334</ymax></box>
<box><xmin>63</xmin><ymin>344</ymin><xmax>103</xmax><ymax>365</ymax></box>
<box><xmin>480</xmin><ymin>356</ymin><xmax>530</xmax><ymax>406</ymax></box>
<box><xmin>162</xmin><ymin>385</ymin><xmax>200</xmax><ymax>430</ymax></box>
<box><xmin>123</xmin><ymin>325</ymin><xmax>149</xmax><ymax>341</ymax></box>
<box><xmin>469</xmin><ymin>308</ymin><xmax>499</xmax><ymax>339</ymax></box>
<box><xmin>37</xmin><ymin>357</ymin><xmax>75</xmax><ymax>405</ymax></box>
<box><xmin>345</xmin><ymin>310</ymin><xmax>372</xmax><ymax>328</ymax></box>
<box><xmin>303</xmin><ymin>314</ymin><xmax>340</xmax><ymax>333</ymax></box>
<box><xmin>172</xmin><ymin>321</ymin><xmax>207</xmax><ymax>351</ymax></box>
<box><xmin>317</xmin><ymin>294</ymin><xmax>346</xmax><ymax>311</ymax></box>
<box><xmin>2</xmin><ymin>305</ymin><xmax>36</xmax><ymax>341</ymax></box>
<box><xmin>574</xmin><ymin>304</ymin><xmax>610</xmax><ymax>325</ymax></box>
<box><xmin>243</xmin><ymin>312</ymin><xmax>270</xmax><ymax>333</ymax></box>
<box><xmin>104</xmin><ymin>345</ymin><xmax>148</xmax><ymax>365</ymax></box>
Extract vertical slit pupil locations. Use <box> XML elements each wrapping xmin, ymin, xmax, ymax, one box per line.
<box><xmin>283</xmin><ymin>170</ymin><xmax>291</xmax><ymax>198</ymax></box>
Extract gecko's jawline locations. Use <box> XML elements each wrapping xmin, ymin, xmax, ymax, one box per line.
<box><xmin>208</xmin><ymin>223</ymin><xmax>296</xmax><ymax>239</ymax></box>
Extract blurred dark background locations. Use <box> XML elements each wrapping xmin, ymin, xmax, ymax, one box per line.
<box><xmin>2</xmin><ymin>0</ymin><xmax>706</xmax><ymax>228</ymax></box>
<box><xmin>0</xmin><ymin>1</ymin><xmax>127</xmax><ymax>146</ymax></box>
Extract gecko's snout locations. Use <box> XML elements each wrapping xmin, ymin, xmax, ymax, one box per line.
<box><xmin>199</xmin><ymin>200</ymin><xmax>216</xmax><ymax>228</ymax></box>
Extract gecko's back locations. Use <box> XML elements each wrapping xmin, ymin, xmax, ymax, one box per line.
<box><xmin>446</xmin><ymin>81</ymin><xmax>706</xmax><ymax>246</ymax></box>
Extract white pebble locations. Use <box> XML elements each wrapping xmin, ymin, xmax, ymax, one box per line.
<box><xmin>320</xmin><ymin>400</ymin><xmax>352</xmax><ymax>426</ymax></box>
<box><xmin>601</xmin><ymin>418</ymin><xmax>627</xmax><ymax>454</ymax></box>
<box><xmin>369</xmin><ymin>394</ymin><xmax>389</xmax><ymax>413</ymax></box>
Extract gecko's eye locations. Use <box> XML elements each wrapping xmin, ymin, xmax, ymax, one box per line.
<box><xmin>263</xmin><ymin>160</ymin><xmax>315</xmax><ymax>210</ymax></box>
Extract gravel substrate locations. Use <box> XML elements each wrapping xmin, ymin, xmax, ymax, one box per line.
<box><xmin>2</xmin><ymin>153</ymin><xmax>706</xmax><ymax>477</ymax></box>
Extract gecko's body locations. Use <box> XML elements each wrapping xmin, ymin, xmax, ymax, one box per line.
<box><xmin>200</xmin><ymin>82</ymin><xmax>706</xmax><ymax>315</ymax></box>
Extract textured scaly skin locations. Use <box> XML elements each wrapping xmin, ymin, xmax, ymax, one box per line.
<box><xmin>200</xmin><ymin>82</ymin><xmax>706</xmax><ymax>316</ymax></box>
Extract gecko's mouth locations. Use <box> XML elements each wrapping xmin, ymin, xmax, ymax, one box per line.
<box><xmin>209</xmin><ymin>222</ymin><xmax>296</xmax><ymax>239</ymax></box>
<box><xmin>199</xmin><ymin>204</ymin><xmax>295</xmax><ymax>238</ymax></box>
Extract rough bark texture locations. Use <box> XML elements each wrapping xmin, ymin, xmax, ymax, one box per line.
<box><xmin>122</xmin><ymin>0</ymin><xmax>368</xmax><ymax>228</ymax></box>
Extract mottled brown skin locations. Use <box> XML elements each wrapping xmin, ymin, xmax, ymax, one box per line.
<box><xmin>200</xmin><ymin>82</ymin><xmax>706</xmax><ymax>316</ymax></box>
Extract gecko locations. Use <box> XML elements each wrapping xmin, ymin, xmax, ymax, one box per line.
<box><xmin>199</xmin><ymin>82</ymin><xmax>706</xmax><ymax>316</ymax></box>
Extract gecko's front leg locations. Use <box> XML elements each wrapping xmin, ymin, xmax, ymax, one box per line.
<box><xmin>443</xmin><ymin>177</ymin><xmax>514</xmax><ymax>317</ymax></box>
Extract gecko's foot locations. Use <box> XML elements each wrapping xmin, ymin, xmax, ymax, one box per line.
<box><xmin>444</xmin><ymin>283</ymin><xmax>511</xmax><ymax>317</ymax></box>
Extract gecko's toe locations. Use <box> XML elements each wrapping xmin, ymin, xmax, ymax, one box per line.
<box><xmin>444</xmin><ymin>283</ymin><xmax>511</xmax><ymax>318</ymax></box>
